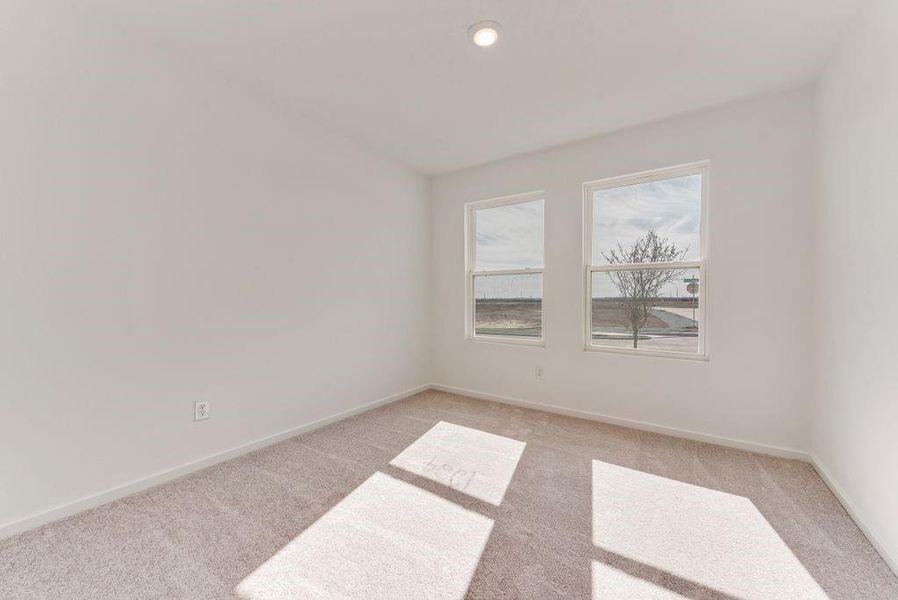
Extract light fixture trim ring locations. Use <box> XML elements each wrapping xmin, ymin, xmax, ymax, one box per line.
<box><xmin>468</xmin><ymin>20</ymin><xmax>503</xmax><ymax>47</ymax></box>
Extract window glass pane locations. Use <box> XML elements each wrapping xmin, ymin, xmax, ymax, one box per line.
<box><xmin>474</xmin><ymin>273</ymin><xmax>542</xmax><ymax>338</ymax></box>
<box><xmin>591</xmin><ymin>267</ymin><xmax>700</xmax><ymax>354</ymax></box>
<box><xmin>592</xmin><ymin>175</ymin><xmax>700</xmax><ymax>265</ymax></box>
<box><xmin>475</xmin><ymin>199</ymin><xmax>544</xmax><ymax>270</ymax></box>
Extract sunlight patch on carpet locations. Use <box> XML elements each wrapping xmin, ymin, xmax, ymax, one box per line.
<box><xmin>390</xmin><ymin>421</ymin><xmax>526</xmax><ymax>506</ymax></box>
<box><xmin>593</xmin><ymin>561</ymin><xmax>690</xmax><ymax>599</ymax></box>
<box><xmin>236</xmin><ymin>472</ymin><xmax>493</xmax><ymax>600</ymax></box>
<box><xmin>591</xmin><ymin>460</ymin><xmax>828</xmax><ymax>600</ymax></box>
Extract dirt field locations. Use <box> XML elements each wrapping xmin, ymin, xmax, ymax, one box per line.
<box><xmin>474</xmin><ymin>299</ymin><xmax>542</xmax><ymax>337</ymax></box>
<box><xmin>475</xmin><ymin>298</ymin><xmax>699</xmax><ymax>352</ymax></box>
<box><xmin>591</xmin><ymin>298</ymin><xmax>698</xmax><ymax>333</ymax></box>
<box><xmin>593</xmin><ymin>298</ymin><xmax>698</xmax><ymax>352</ymax></box>
<box><xmin>592</xmin><ymin>304</ymin><xmax>668</xmax><ymax>330</ymax></box>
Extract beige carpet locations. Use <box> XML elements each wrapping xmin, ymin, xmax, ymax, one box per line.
<box><xmin>1</xmin><ymin>390</ymin><xmax>896</xmax><ymax>599</ymax></box>
<box><xmin>389</xmin><ymin>421</ymin><xmax>526</xmax><ymax>506</ymax></box>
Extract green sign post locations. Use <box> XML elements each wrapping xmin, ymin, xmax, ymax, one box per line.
<box><xmin>683</xmin><ymin>277</ymin><xmax>699</xmax><ymax>324</ymax></box>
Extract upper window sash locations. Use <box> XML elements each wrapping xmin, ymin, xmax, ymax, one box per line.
<box><xmin>468</xmin><ymin>190</ymin><xmax>545</xmax><ymax>273</ymax></box>
<box><xmin>584</xmin><ymin>160</ymin><xmax>708</xmax><ymax>268</ymax></box>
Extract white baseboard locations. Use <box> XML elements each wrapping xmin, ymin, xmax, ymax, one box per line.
<box><xmin>809</xmin><ymin>455</ymin><xmax>897</xmax><ymax>577</ymax></box>
<box><xmin>7</xmin><ymin>382</ymin><xmax>894</xmax><ymax>579</ymax></box>
<box><xmin>0</xmin><ymin>384</ymin><xmax>429</xmax><ymax>541</ymax></box>
<box><xmin>429</xmin><ymin>383</ymin><xmax>809</xmax><ymax>461</ymax></box>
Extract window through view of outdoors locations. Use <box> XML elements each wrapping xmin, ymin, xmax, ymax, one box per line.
<box><xmin>470</xmin><ymin>195</ymin><xmax>544</xmax><ymax>340</ymax></box>
<box><xmin>587</xmin><ymin>168</ymin><xmax>705</xmax><ymax>356</ymax></box>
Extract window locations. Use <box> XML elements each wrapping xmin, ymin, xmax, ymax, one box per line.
<box><xmin>466</xmin><ymin>191</ymin><xmax>544</xmax><ymax>344</ymax></box>
<box><xmin>584</xmin><ymin>162</ymin><xmax>708</xmax><ymax>358</ymax></box>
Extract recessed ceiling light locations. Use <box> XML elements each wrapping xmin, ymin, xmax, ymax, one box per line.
<box><xmin>469</xmin><ymin>21</ymin><xmax>502</xmax><ymax>47</ymax></box>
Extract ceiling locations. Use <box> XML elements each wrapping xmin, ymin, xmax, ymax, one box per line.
<box><xmin>87</xmin><ymin>0</ymin><xmax>863</xmax><ymax>175</ymax></box>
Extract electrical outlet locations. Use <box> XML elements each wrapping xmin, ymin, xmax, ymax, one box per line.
<box><xmin>535</xmin><ymin>366</ymin><xmax>544</xmax><ymax>380</ymax></box>
<box><xmin>194</xmin><ymin>400</ymin><xmax>210</xmax><ymax>421</ymax></box>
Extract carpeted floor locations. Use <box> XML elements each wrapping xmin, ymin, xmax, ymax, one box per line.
<box><xmin>1</xmin><ymin>390</ymin><xmax>896</xmax><ymax>599</ymax></box>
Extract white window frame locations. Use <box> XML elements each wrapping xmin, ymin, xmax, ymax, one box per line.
<box><xmin>465</xmin><ymin>190</ymin><xmax>546</xmax><ymax>347</ymax></box>
<box><xmin>583</xmin><ymin>161</ymin><xmax>709</xmax><ymax>360</ymax></box>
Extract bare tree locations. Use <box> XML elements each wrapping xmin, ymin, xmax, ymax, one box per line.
<box><xmin>602</xmin><ymin>230</ymin><xmax>687</xmax><ymax>348</ymax></box>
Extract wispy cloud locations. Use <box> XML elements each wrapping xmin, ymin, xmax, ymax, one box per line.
<box><xmin>593</xmin><ymin>174</ymin><xmax>701</xmax><ymax>264</ymax></box>
<box><xmin>475</xmin><ymin>199</ymin><xmax>544</xmax><ymax>270</ymax></box>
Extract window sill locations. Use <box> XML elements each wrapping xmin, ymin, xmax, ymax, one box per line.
<box><xmin>466</xmin><ymin>335</ymin><xmax>545</xmax><ymax>348</ymax></box>
<box><xmin>584</xmin><ymin>344</ymin><xmax>708</xmax><ymax>362</ymax></box>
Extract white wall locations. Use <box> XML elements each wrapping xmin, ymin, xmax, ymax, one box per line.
<box><xmin>431</xmin><ymin>89</ymin><xmax>817</xmax><ymax>454</ymax></box>
<box><xmin>0</xmin><ymin>4</ymin><xmax>430</xmax><ymax>533</ymax></box>
<box><xmin>812</xmin><ymin>0</ymin><xmax>898</xmax><ymax>571</ymax></box>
